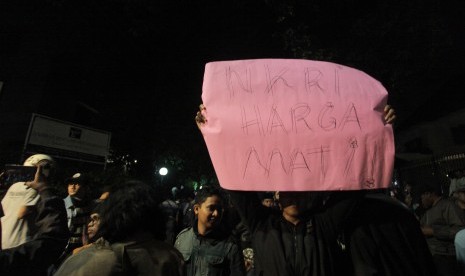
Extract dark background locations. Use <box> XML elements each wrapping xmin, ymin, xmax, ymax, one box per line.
<box><xmin>0</xmin><ymin>0</ymin><xmax>464</xmax><ymax>188</ymax></box>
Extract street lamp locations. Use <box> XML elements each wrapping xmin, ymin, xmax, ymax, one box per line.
<box><xmin>159</xmin><ymin>167</ymin><xmax>168</xmax><ymax>176</ymax></box>
<box><xmin>158</xmin><ymin>167</ymin><xmax>168</xmax><ymax>185</ymax></box>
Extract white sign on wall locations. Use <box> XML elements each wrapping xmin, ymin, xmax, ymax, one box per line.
<box><xmin>25</xmin><ymin>114</ymin><xmax>111</xmax><ymax>162</ymax></box>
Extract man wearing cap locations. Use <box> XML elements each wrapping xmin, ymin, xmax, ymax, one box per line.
<box><xmin>1</xmin><ymin>154</ymin><xmax>54</xmax><ymax>249</ymax></box>
<box><xmin>63</xmin><ymin>172</ymin><xmax>92</xmax><ymax>252</ymax></box>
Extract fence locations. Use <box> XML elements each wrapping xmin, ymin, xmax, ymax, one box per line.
<box><xmin>398</xmin><ymin>152</ymin><xmax>465</xmax><ymax>194</ymax></box>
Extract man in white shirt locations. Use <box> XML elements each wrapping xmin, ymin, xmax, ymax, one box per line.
<box><xmin>1</xmin><ymin>154</ymin><xmax>55</xmax><ymax>249</ymax></box>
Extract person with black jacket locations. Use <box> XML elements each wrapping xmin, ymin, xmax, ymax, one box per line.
<box><xmin>229</xmin><ymin>190</ymin><xmax>436</xmax><ymax>276</ymax></box>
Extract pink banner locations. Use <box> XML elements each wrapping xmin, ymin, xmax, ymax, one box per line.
<box><xmin>200</xmin><ymin>59</ymin><xmax>394</xmax><ymax>191</ymax></box>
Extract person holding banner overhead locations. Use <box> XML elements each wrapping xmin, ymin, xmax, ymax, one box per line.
<box><xmin>196</xmin><ymin>103</ymin><xmax>435</xmax><ymax>276</ymax></box>
<box><xmin>196</xmin><ymin>105</ymin><xmax>435</xmax><ymax>276</ymax></box>
<box><xmin>196</xmin><ymin>59</ymin><xmax>437</xmax><ymax>275</ymax></box>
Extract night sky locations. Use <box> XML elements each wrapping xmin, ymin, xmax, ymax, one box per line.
<box><xmin>1</xmin><ymin>0</ymin><xmax>464</xmax><ymax>180</ymax></box>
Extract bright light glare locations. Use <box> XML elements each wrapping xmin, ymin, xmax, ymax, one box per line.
<box><xmin>159</xmin><ymin>167</ymin><xmax>168</xmax><ymax>176</ymax></box>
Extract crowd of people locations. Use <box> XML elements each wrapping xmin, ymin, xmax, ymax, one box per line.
<box><xmin>0</xmin><ymin>105</ymin><xmax>463</xmax><ymax>276</ymax></box>
<box><xmin>389</xmin><ymin>168</ymin><xmax>465</xmax><ymax>276</ymax></box>
<box><xmin>0</xmin><ymin>154</ymin><xmax>184</xmax><ymax>276</ymax></box>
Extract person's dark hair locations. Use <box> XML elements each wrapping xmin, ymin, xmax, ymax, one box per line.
<box><xmin>279</xmin><ymin>191</ymin><xmax>328</xmax><ymax>212</ymax></box>
<box><xmin>194</xmin><ymin>186</ymin><xmax>224</xmax><ymax>205</ymax></box>
<box><xmin>91</xmin><ymin>201</ymin><xmax>104</xmax><ymax>214</ymax></box>
<box><xmin>97</xmin><ymin>180</ymin><xmax>165</xmax><ymax>243</ymax></box>
<box><xmin>259</xmin><ymin>192</ymin><xmax>274</xmax><ymax>201</ymax></box>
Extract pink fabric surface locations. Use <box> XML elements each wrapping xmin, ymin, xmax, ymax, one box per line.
<box><xmin>200</xmin><ymin>59</ymin><xmax>394</xmax><ymax>191</ymax></box>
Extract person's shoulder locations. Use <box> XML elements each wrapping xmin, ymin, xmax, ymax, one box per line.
<box><xmin>2</xmin><ymin>182</ymin><xmax>38</xmax><ymax>202</ymax></box>
<box><xmin>55</xmin><ymin>243</ymin><xmax>119</xmax><ymax>276</ymax></box>
<box><xmin>117</xmin><ymin>234</ymin><xmax>186</xmax><ymax>267</ymax></box>
<box><xmin>7</xmin><ymin>182</ymin><xmax>27</xmax><ymax>192</ymax></box>
<box><xmin>122</xmin><ymin>238</ymin><xmax>185</xmax><ymax>275</ymax></box>
<box><xmin>174</xmin><ymin>227</ymin><xmax>194</xmax><ymax>250</ymax></box>
<box><xmin>439</xmin><ymin>197</ymin><xmax>461</xmax><ymax>208</ymax></box>
<box><xmin>178</xmin><ymin>226</ymin><xmax>192</xmax><ymax>233</ymax></box>
<box><xmin>176</xmin><ymin>227</ymin><xmax>194</xmax><ymax>241</ymax></box>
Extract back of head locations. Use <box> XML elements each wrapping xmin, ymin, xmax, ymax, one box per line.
<box><xmin>97</xmin><ymin>180</ymin><xmax>165</xmax><ymax>243</ymax></box>
<box><xmin>258</xmin><ymin>192</ymin><xmax>274</xmax><ymax>201</ymax></box>
<box><xmin>279</xmin><ymin>191</ymin><xmax>327</xmax><ymax>212</ymax></box>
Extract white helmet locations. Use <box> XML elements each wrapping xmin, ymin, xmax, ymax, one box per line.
<box><xmin>23</xmin><ymin>154</ymin><xmax>55</xmax><ymax>166</ymax></box>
